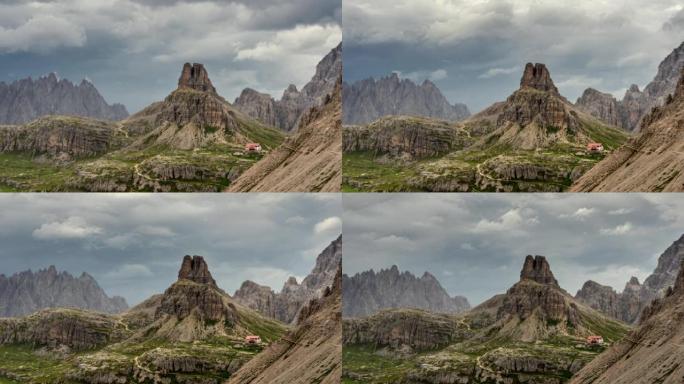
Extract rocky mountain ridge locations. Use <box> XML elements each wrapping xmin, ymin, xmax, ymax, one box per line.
<box><xmin>576</xmin><ymin>233</ymin><xmax>684</xmax><ymax>323</ymax></box>
<box><xmin>342</xmin><ymin>265</ymin><xmax>470</xmax><ymax>318</ymax></box>
<box><xmin>234</xmin><ymin>235</ymin><xmax>342</xmax><ymax>324</ymax></box>
<box><xmin>342</xmin><ymin>72</ymin><xmax>470</xmax><ymax>125</ymax></box>
<box><xmin>0</xmin><ymin>73</ymin><xmax>128</xmax><ymax>124</ymax></box>
<box><xmin>226</xmin><ymin>260</ymin><xmax>342</xmax><ymax>384</ymax></box>
<box><xmin>0</xmin><ymin>265</ymin><xmax>128</xmax><ymax>317</ymax></box>
<box><xmin>575</xmin><ymin>41</ymin><xmax>684</xmax><ymax>132</ymax></box>
<box><xmin>234</xmin><ymin>43</ymin><xmax>341</xmax><ymax>132</ymax></box>
<box><xmin>570</xmin><ymin>67</ymin><xmax>684</xmax><ymax>191</ymax></box>
<box><xmin>569</xmin><ymin>259</ymin><xmax>684</xmax><ymax>384</ymax></box>
<box><xmin>227</xmin><ymin>76</ymin><xmax>342</xmax><ymax>192</ymax></box>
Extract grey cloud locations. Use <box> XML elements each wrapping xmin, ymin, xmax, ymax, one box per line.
<box><xmin>343</xmin><ymin>0</ymin><xmax>683</xmax><ymax>112</ymax></box>
<box><xmin>0</xmin><ymin>194</ymin><xmax>342</xmax><ymax>306</ymax></box>
<box><xmin>343</xmin><ymin>194</ymin><xmax>684</xmax><ymax>305</ymax></box>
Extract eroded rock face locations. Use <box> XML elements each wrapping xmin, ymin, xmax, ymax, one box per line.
<box><xmin>520</xmin><ymin>255</ymin><xmax>559</xmax><ymax>286</ymax></box>
<box><xmin>342</xmin><ymin>265</ymin><xmax>470</xmax><ymax>318</ymax></box>
<box><xmin>576</xmin><ymin>88</ymin><xmax>621</xmax><ymax>127</ymax></box>
<box><xmin>569</xmin><ymin>260</ymin><xmax>684</xmax><ymax>384</ymax></box>
<box><xmin>520</xmin><ymin>63</ymin><xmax>560</xmax><ymax>95</ymax></box>
<box><xmin>0</xmin><ymin>73</ymin><xmax>128</xmax><ymax>124</ymax></box>
<box><xmin>234</xmin><ymin>236</ymin><xmax>342</xmax><ymax>324</ymax></box>
<box><xmin>575</xmin><ymin>278</ymin><xmax>644</xmax><ymax>324</ymax></box>
<box><xmin>342</xmin><ymin>72</ymin><xmax>470</xmax><ymax>125</ymax></box>
<box><xmin>178</xmin><ymin>63</ymin><xmax>217</xmax><ymax>94</ymax></box>
<box><xmin>0</xmin><ymin>309</ymin><xmax>129</xmax><ymax>351</ymax></box>
<box><xmin>234</xmin><ymin>43</ymin><xmax>341</xmax><ymax>131</ymax></box>
<box><xmin>343</xmin><ymin>115</ymin><xmax>469</xmax><ymax>159</ymax></box>
<box><xmin>0</xmin><ymin>266</ymin><xmax>128</xmax><ymax>317</ymax></box>
<box><xmin>343</xmin><ymin>309</ymin><xmax>469</xmax><ymax>351</ymax></box>
<box><xmin>178</xmin><ymin>255</ymin><xmax>217</xmax><ymax>287</ymax></box>
<box><xmin>0</xmin><ymin>116</ymin><xmax>120</xmax><ymax>159</ymax></box>
<box><xmin>576</xmin><ymin>41</ymin><xmax>684</xmax><ymax>132</ymax></box>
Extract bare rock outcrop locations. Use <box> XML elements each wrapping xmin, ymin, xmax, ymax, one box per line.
<box><xmin>226</xmin><ymin>262</ymin><xmax>342</xmax><ymax>384</ymax></box>
<box><xmin>570</xmin><ymin>68</ymin><xmax>684</xmax><ymax>191</ymax></box>
<box><xmin>342</xmin><ymin>72</ymin><xmax>470</xmax><ymax>125</ymax></box>
<box><xmin>569</xmin><ymin>260</ymin><xmax>684</xmax><ymax>384</ymax></box>
<box><xmin>520</xmin><ymin>63</ymin><xmax>560</xmax><ymax>95</ymax></box>
<box><xmin>0</xmin><ymin>115</ymin><xmax>121</xmax><ymax>159</ymax></box>
<box><xmin>234</xmin><ymin>236</ymin><xmax>342</xmax><ymax>324</ymax></box>
<box><xmin>575</xmin><ymin>88</ymin><xmax>621</xmax><ymax>127</ymax></box>
<box><xmin>0</xmin><ymin>308</ymin><xmax>129</xmax><ymax>351</ymax></box>
<box><xmin>0</xmin><ymin>265</ymin><xmax>128</xmax><ymax>317</ymax></box>
<box><xmin>520</xmin><ymin>255</ymin><xmax>559</xmax><ymax>286</ymax></box>
<box><xmin>0</xmin><ymin>73</ymin><xmax>128</xmax><ymax>124</ymax></box>
<box><xmin>234</xmin><ymin>43</ymin><xmax>341</xmax><ymax>132</ymax></box>
<box><xmin>178</xmin><ymin>255</ymin><xmax>217</xmax><ymax>287</ymax></box>
<box><xmin>178</xmin><ymin>63</ymin><xmax>217</xmax><ymax>94</ymax></box>
<box><xmin>342</xmin><ymin>265</ymin><xmax>470</xmax><ymax>318</ymax></box>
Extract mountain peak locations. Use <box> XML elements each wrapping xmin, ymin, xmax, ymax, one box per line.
<box><xmin>520</xmin><ymin>255</ymin><xmax>559</xmax><ymax>286</ymax></box>
<box><xmin>178</xmin><ymin>63</ymin><xmax>216</xmax><ymax>94</ymax></box>
<box><xmin>178</xmin><ymin>255</ymin><xmax>217</xmax><ymax>287</ymax></box>
<box><xmin>520</xmin><ymin>63</ymin><xmax>559</xmax><ymax>94</ymax></box>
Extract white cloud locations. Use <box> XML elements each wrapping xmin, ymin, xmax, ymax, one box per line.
<box><xmin>314</xmin><ymin>216</ymin><xmax>342</xmax><ymax>234</ymax></box>
<box><xmin>478</xmin><ymin>66</ymin><xmax>519</xmax><ymax>79</ymax></box>
<box><xmin>0</xmin><ymin>15</ymin><xmax>86</xmax><ymax>53</ymax></box>
<box><xmin>103</xmin><ymin>234</ymin><xmax>138</xmax><ymax>249</ymax></box>
<box><xmin>395</xmin><ymin>68</ymin><xmax>448</xmax><ymax>82</ymax></box>
<box><xmin>473</xmin><ymin>208</ymin><xmax>526</xmax><ymax>233</ymax></box>
<box><xmin>600</xmin><ymin>222</ymin><xmax>633</xmax><ymax>235</ymax></box>
<box><xmin>608</xmin><ymin>208</ymin><xmax>632</xmax><ymax>215</ymax></box>
<box><xmin>236</xmin><ymin>24</ymin><xmax>341</xmax><ymax>62</ymax></box>
<box><xmin>285</xmin><ymin>216</ymin><xmax>307</xmax><ymax>225</ymax></box>
<box><xmin>560</xmin><ymin>207</ymin><xmax>595</xmax><ymax>220</ymax></box>
<box><xmin>33</xmin><ymin>216</ymin><xmax>102</xmax><ymax>240</ymax></box>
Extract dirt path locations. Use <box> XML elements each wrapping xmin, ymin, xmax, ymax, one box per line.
<box><xmin>133</xmin><ymin>163</ymin><xmax>157</xmax><ymax>182</ymax></box>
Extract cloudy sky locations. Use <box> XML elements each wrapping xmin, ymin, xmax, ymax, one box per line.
<box><xmin>343</xmin><ymin>194</ymin><xmax>684</xmax><ymax>305</ymax></box>
<box><xmin>344</xmin><ymin>0</ymin><xmax>684</xmax><ymax>112</ymax></box>
<box><xmin>0</xmin><ymin>0</ymin><xmax>341</xmax><ymax>113</ymax></box>
<box><xmin>0</xmin><ymin>194</ymin><xmax>342</xmax><ymax>306</ymax></box>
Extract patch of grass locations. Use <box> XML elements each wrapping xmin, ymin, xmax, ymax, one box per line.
<box><xmin>342</xmin><ymin>344</ymin><xmax>418</xmax><ymax>384</ymax></box>
<box><xmin>342</xmin><ymin>151</ymin><xmax>424</xmax><ymax>192</ymax></box>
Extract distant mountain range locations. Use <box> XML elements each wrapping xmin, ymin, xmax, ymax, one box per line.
<box><xmin>575</xmin><ymin>41</ymin><xmax>684</xmax><ymax>132</ymax></box>
<box><xmin>342</xmin><ymin>265</ymin><xmax>470</xmax><ymax>318</ymax></box>
<box><xmin>0</xmin><ymin>266</ymin><xmax>127</xmax><ymax>317</ymax></box>
<box><xmin>342</xmin><ymin>73</ymin><xmax>470</xmax><ymax>125</ymax></box>
<box><xmin>0</xmin><ymin>73</ymin><xmax>128</xmax><ymax>124</ymax></box>
<box><xmin>234</xmin><ymin>43</ymin><xmax>341</xmax><ymax>132</ymax></box>
<box><xmin>233</xmin><ymin>235</ymin><xmax>342</xmax><ymax>324</ymax></box>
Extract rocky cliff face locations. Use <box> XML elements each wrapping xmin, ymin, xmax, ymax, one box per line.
<box><xmin>227</xmin><ymin>262</ymin><xmax>342</xmax><ymax>384</ymax></box>
<box><xmin>575</xmin><ymin>88</ymin><xmax>621</xmax><ymax>127</ymax></box>
<box><xmin>0</xmin><ymin>308</ymin><xmax>130</xmax><ymax>351</ymax></box>
<box><xmin>576</xmin><ymin>234</ymin><xmax>684</xmax><ymax>324</ymax></box>
<box><xmin>234</xmin><ymin>235</ymin><xmax>342</xmax><ymax>324</ymax></box>
<box><xmin>471</xmin><ymin>255</ymin><xmax>629</xmax><ymax>343</ymax></box>
<box><xmin>178</xmin><ymin>63</ymin><xmax>217</xmax><ymax>94</ymax></box>
<box><xmin>571</xmin><ymin>67</ymin><xmax>684</xmax><ymax>191</ymax></box>
<box><xmin>178</xmin><ymin>255</ymin><xmax>217</xmax><ymax>287</ymax></box>
<box><xmin>569</xmin><ymin>260</ymin><xmax>684</xmax><ymax>384</ymax></box>
<box><xmin>125</xmin><ymin>62</ymin><xmax>283</xmax><ymax>151</ymax></box>
<box><xmin>227</xmin><ymin>76</ymin><xmax>341</xmax><ymax>192</ymax></box>
<box><xmin>0</xmin><ymin>115</ymin><xmax>123</xmax><ymax>160</ymax></box>
<box><xmin>0</xmin><ymin>266</ymin><xmax>128</xmax><ymax>317</ymax></box>
<box><xmin>342</xmin><ymin>265</ymin><xmax>470</xmax><ymax>318</ymax></box>
<box><xmin>343</xmin><ymin>115</ymin><xmax>471</xmax><ymax>160</ymax></box>
<box><xmin>234</xmin><ymin>43</ymin><xmax>341</xmax><ymax>132</ymax></box>
<box><xmin>0</xmin><ymin>73</ymin><xmax>128</xmax><ymax>124</ymax></box>
<box><xmin>470</xmin><ymin>62</ymin><xmax>626</xmax><ymax>151</ymax></box>
<box><xmin>575</xmin><ymin>41</ymin><xmax>684</xmax><ymax>132</ymax></box>
<box><xmin>342</xmin><ymin>73</ymin><xmax>470</xmax><ymax>125</ymax></box>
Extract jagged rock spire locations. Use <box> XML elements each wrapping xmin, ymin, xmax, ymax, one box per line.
<box><xmin>178</xmin><ymin>63</ymin><xmax>216</xmax><ymax>94</ymax></box>
<box><xmin>520</xmin><ymin>255</ymin><xmax>559</xmax><ymax>286</ymax></box>
<box><xmin>178</xmin><ymin>255</ymin><xmax>217</xmax><ymax>287</ymax></box>
<box><xmin>520</xmin><ymin>63</ymin><xmax>559</xmax><ymax>94</ymax></box>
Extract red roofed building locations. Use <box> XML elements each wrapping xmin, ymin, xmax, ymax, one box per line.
<box><xmin>245</xmin><ymin>143</ymin><xmax>262</xmax><ymax>152</ymax></box>
<box><xmin>586</xmin><ymin>335</ymin><xmax>604</xmax><ymax>345</ymax></box>
<box><xmin>586</xmin><ymin>143</ymin><xmax>604</xmax><ymax>152</ymax></box>
<box><xmin>245</xmin><ymin>335</ymin><xmax>262</xmax><ymax>344</ymax></box>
